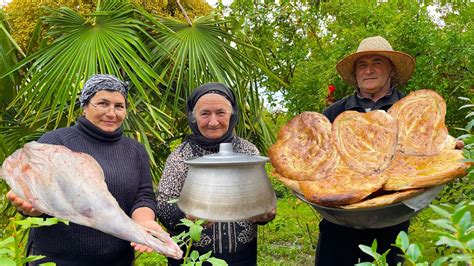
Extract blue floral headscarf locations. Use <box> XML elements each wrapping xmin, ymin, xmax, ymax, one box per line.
<box><xmin>79</xmin><ymin>74</ymin><xmax>129</xmax><ymax>107</ymax></box>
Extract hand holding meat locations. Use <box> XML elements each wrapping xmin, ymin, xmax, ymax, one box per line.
<box><xmin>1</xmin><ymin>141</ymin><xmax>183</xmax><ymax>260</ymax></box>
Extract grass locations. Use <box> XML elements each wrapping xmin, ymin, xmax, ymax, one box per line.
<box><xmin>134</xmin><ymin>192</ymin><xmax>448</xmax><ymax>265</ymax></box>
<box><xmin>257</xmin><ymin>196</ymin><xmax>320</xmax><ymax>265</ymax></box>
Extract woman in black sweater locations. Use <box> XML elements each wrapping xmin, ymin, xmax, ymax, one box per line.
<box><xmin>7</xmin><ymin>74</ymin><xmax>167</xmax><ymax>265</ymax></box>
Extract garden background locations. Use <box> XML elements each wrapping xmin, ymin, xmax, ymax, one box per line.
<box><xmin>0</xmin><ymin>0</ymin><xmax>472</xmax><ymax>265</ymax></box>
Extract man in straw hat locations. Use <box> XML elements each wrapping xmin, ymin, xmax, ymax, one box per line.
<box><xmin>319</xmin><ymin>36</ymin><xmax>415</xmax><ymax>265</ymax></box>
<box><xmin>324</xmin><ymin>36</ymin><xmax>415</xmax><ymax>122</ymax></box>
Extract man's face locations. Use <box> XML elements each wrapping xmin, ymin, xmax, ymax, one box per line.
<box><xmin>355</xmin><ymin>55</ymin><xmax>394</xmax><ymax>95</ymax></box>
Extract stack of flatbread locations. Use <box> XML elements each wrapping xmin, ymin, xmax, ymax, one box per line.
<box><xmin>269</xmin><ymin>89</ymin><xmax>471</xmax><ymax>209</ymax></box>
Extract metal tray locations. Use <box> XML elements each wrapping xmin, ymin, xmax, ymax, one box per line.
<box><xmin>293</xmin><ymin>185</ymin><xmax>443</xmax><ymax>229</ymax></box>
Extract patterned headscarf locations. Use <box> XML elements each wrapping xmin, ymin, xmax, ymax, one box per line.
<box><xmin>186</xmin><ymin>82</ymin><xmax>239</xmax><ymax>148</ymax></box>
<box><xmin>79</xmin><ymin>74</ymin><xmax>129</xmax><ymax>107</ymax></box>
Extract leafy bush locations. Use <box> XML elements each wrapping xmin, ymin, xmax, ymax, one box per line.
<box><xmin>356</xmin><ymin>201</ymin><xmax>473</xmax><ymax>266</ymax></box>
<box><xmin>0</xmin><ymin>216</ymin><xmax>67</xmax><ymax>266</ymax></box>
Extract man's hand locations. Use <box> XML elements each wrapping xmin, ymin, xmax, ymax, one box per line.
<box><xmin>455</xmin><ymin>140</ymin><xmax>465</xmax><ymax>150</ymax></box>
<box><xmin>6</xmin><ymin>190</ymin><xmax>43</xmax><ymax>216</ymax></box>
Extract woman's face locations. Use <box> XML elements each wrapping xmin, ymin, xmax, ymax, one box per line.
<box><xmin>194</xmin><ymin>94</ymin><xmax>232</xmax><ymax>140</ymax></box>
<box><xmin>83</xmin><ymin>90</ymin><xmax>127</xmax><ymax>132</ymax></box>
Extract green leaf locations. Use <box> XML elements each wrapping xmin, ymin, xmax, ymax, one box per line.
<box><xmin>22</xmin><ymin>255</ymin><xmax>46</xmax><ymax>263</ymax></box>
<box><xmin>446</xmin><ymin>253</ymin><xmax>473</xmax><ymax>263</ymax></box>
<box><xmin>190</xmin><ymin>250</ymin><xmax>199</xmax><ymax>261</ymax></box>
<box><xmin>199</xmin><ymin>250</ymin><xmax>212</xmax><ymax>261</ymax></box>
<box><xmin>0</xmin><ymin>236</ymin><xmax>14</xmax><ymax>247</ymax></box>
<box><xmin>395</xmin><ymin>231</ymin><xmax>409</xmax><ymax>251</ymax></box>
<box><xmin>466</xmin><ymin>239</ymin><xmax>474</xmax><ymax>250</ymax></box>
<box><xmin>457</xmin><ymin>211</ymin><xmax>471</xmax><ymax>233</ymax></box>
<box><xmin>431</xmin><ymin>256</ymin><xmax>449</xmax><ymax>266</ymax></box>
<box><xmin>430</xmin><ymin>219</ymin><xmax>456</xmax><ymax>233</ymax></box>
<box><xmin>38</xmin><ymin>263</ymin><xmax>56</xmax><ymax>266</ymax></box>
<box><xmin>0</xmin><ymin>248</ymin><xmax>14</xmax><ymax>256</ymax></box>
<box><xmin>430</xmin><ymin>205</ymin><xmax>452</xmax><ymax>219</ymax></box>
<box><xmin>206</xmin><ymin>257</ymin><xmax>228</xmax><ymax>266</ymax></box>
<box><xmin>358</xmin><ymin>244</ymin><xmax>375</xmax><ymax>257</ymax></box>
<box><xmin>0</xmin><ymin>258</ymin><xmax>15</xmax><ymax>266</ymax></box>
<box><xmin>189</xmin><ymin>224</ymin><xmax>203</xmax><ymax>242</ymax></box>
<box><xmin>435</xmin><ymin>236</ymin><xmax>465</xmax><ymax>249</ymax></box>
<box><xmin>179</xmin><ymin>219</ymin><xmax>195</xmax><ymax>227</ymax></box>
<box><xmin>406</xmin><ymin>244</ymin><xmax>422</xmax><ymax>261</ymax></box>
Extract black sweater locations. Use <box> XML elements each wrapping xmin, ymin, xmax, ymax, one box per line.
<box><xmin>28</xmin><ymin>116</ymin><xmax>157</xmax><ymax>266</ymax></box>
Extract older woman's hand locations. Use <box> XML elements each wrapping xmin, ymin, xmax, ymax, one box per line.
<box><xmin>6</xmin><ymin>190</ymin><xmax>43</xmax><ymax>216</ymax></box>
<box><xmin>251</xmin><ymin>207</ymin><xmax>276</xmax><ymax>224</ymax></box>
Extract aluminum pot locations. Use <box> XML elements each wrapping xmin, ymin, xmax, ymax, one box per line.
<box><xmin>293</xmin><ymin>185</ymin><xmax>443</xmax><ymax>229</ymax></box>
<box><xmin>178</xmin><ymin>143</ymin><xmax>276</xmax><ymax>221</ymax></box>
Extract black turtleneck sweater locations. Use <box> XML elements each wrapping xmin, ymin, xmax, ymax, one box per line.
<box><xmin>27</xmin><ymin>116</ymin><xmax>157</xmax><ymax>266</ymax></box>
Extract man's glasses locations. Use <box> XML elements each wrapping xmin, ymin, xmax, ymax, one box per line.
<box><xmin>89</xmin><ymin>101</ymin><xmax>126</xmax><ymax>115</ymax></box>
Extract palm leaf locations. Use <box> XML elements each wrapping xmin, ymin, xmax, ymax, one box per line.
<box><xmin>3</xmin><ymin>1</ymin><xmax>167</xmax><ymax>128</ymax></box>
<box><xmin>0</xmin><ymin>10</ymin><xmax>22</xmax><ymax>109</ymax></box>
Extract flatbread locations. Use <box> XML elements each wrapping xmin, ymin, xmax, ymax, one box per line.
<box><xmin>299</xmin><ymin>161</ymin><xmax>388</xmax><ymax>206</ymax></box>
<box><xmin>268</xmin><ymin>112</ymin><xmax>339</xmax><ymax>181</ymax></box>
<box><xmin>382</xmin><ymin>149</ymin><xmax>469</xmax><ymax>191</ymax></box>
<box><xmin>332</xmin><ymin>110</ymin><xmax>398</xmax><ymax>175</ymax></box>
<box><xmin>388</xmin><ymin>89</ymin><xmax>448</xmax><ymax>156</ymax></box>
<box><xmin>272</xmin><ymin>171</ymin><xmax>303</xmax><ymax>195</ymax></box>
<box><xmin>340</xmin><ymin>188</ymin><xmax>425</xmax><ymax>209</ymax></box>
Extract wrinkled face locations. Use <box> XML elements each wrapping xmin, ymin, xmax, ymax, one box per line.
<box><xmin>194</xmin><ymin>94</ymin><xmax>232</xmax><ymax>140</ymax></box>
<box><xmin>83</xmin><ymin>90</ymin><xmax>127</xmax><ymax>132</ymax></box>
<box><xmin>355</xmin><ymin>55</ymin><xmax>394</xmax><ymax>95</ymax></box>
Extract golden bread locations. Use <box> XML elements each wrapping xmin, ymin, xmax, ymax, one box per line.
<box><xmin>299</xmin><ymin>161</ymin><xmax>388</xmax><ymax>206</ymax></box>
<box><xmin>272</xmin><ymin>171</ymin><xmax>303</xmax><ymax>195</ymax></box>
<box><xmin>340</xmin><ymin>188</ymin><xmax>425</xmax><ymax>209</ymax></box>
<box><xmin>382</xmin><ymin>149</ymin><xmax>469</xmax><ymax>191</ymax></box>
<box><xmin>332</xmin><ymin>110</ymin><xmax>398</xmax><ymax>175</ymax></box>
<box><xmin>388</xmin><ymin>89</ymin><xmax>448</xmax><ymax>156</ymax></box>
<box><xmin>268</xmin><ymin>112</ymin><xmax>339</xmax><ymax>181</ymax></box>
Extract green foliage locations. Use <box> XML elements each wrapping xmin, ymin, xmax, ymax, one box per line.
<box><xmin>224</xmin><ymin>1</ymin><xmax>474</xmax><ymax>134</ymax></box>
<box><xmin>257</xmin><ymin>198</ymin><xmax>319</xmax><ymax>265</ymax></box>
<box><xmin>0</xmin><ymin>216</ymin><xmax>68</xmax><ymax>266</ymax></box>
<box><xmin>173</xmin><ymin>218</ymin><xmax>227</xmax><ymax>266</ymax></box>
<box><xmin>358</xmin><ymin>201</ymin><xmax>473</xmax><ymax>266</ymax></box>
<box><xmin>355</xmin><ymin>239</ymin><xmax>390</xmax><ymax>266</ymax></box>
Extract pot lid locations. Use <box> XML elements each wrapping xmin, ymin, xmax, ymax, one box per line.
<box><xmin>185</xmin><ymin>143</ymin><xmax>268</xmax><ymax>165</ymax></box>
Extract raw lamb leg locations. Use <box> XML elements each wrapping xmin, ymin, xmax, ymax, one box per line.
<box><xmin>1</xmin><ymin>141</ymin><xmax>182</xmax><ymax>260</ymax></box>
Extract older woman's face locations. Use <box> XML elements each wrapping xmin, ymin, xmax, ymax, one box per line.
<box><xmin>194</xmin><ymin>94</ymin><xmax>232</xmax><ymax>140</ymax></box>
<box><xmin>83</xmin><ymin>90</ymin><xmax>127</xmax><ymax>132</ymax></box>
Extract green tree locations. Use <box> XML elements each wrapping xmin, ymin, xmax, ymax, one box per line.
<box><xmin>0</xmin><ymin>0</ymin><xmax>278</xmax><ymax>238</ymax></box>
<box><xmin>224</xmin><ymin>1</ymin><xmax>474</xmax><ymax>133</ymax></box>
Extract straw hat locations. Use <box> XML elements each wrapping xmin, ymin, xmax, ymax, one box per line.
<box><xmin>336</xmin><ymin>36</ymin><xmax>415</xmax><ymax>86</ymax></box>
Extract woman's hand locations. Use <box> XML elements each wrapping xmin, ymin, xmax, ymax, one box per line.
<box><xmin>131</xmin><ymin>207</ymin><xmax>170</xmax><ymax>253</ymax></box>
<box><xmin>251</xmin><ymin>207</ymin><xmax>276</xmax><ymax>224</ymax></box>
<box><xmin>131</xmin><ymin>220</ymin><xmax>168</xmax><ymax>253</ymax></box>
<box><xmin>6</xmin><ymin>190</ymin><xmax>43</xmax><ymax>216</ymax></box>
